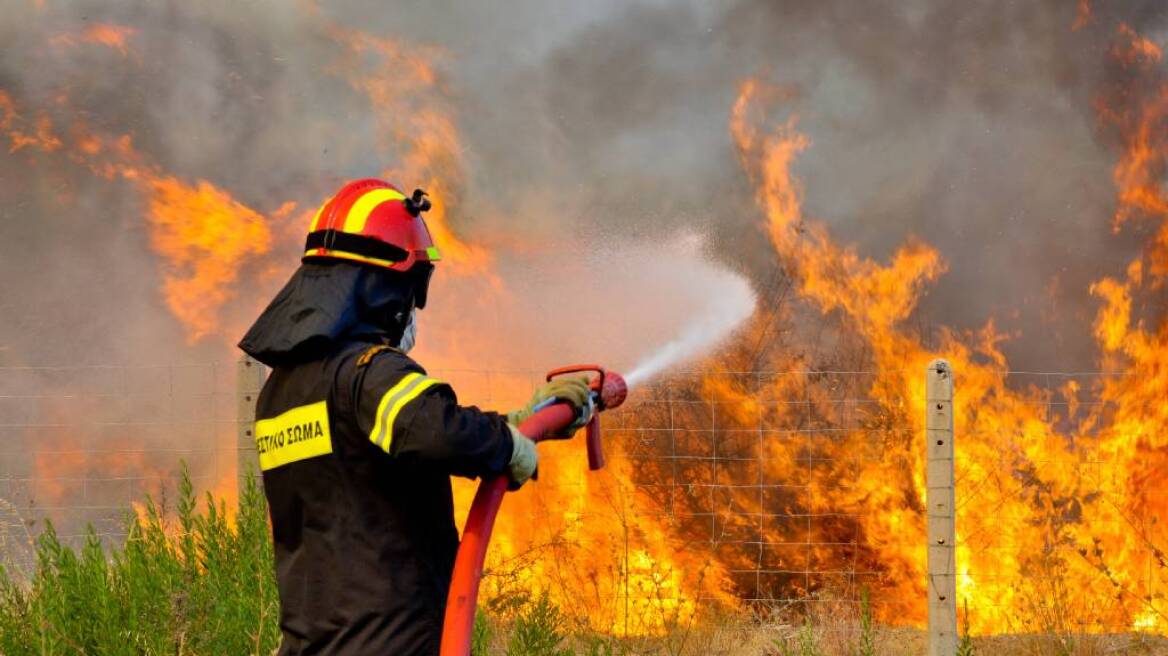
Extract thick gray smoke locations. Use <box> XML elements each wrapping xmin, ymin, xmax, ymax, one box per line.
<box><xmin>387</xmin><ymin>0</ymin><xmax>1168</xmax><ymax>371</ymax></box>
<box><xmin>2</xmin><ymin>0</ymin><xmax>1167</xmax><ymax>368</ymax></box>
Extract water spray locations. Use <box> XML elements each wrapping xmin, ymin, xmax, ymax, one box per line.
<box><xmin>440</xmin><ymin>365</ymin><xmax>628</xmax><ymax>656</ymax></box>
<box><xmin>624</xmin><ymin>273</ymin><xmax>757</xmax><ymax>388</ymax></box>
<box><xmin>439</xmin><ymin>239</ymin><xmax>753</xmax><ymax>654</ymax></box>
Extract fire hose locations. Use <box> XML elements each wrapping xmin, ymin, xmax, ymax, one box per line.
<box><xmin>440</xmin><ymin>365</ymin><xmax>628</xmax><ymax>656</ymax></box>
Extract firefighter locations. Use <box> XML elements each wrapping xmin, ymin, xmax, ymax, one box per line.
<box><xmin>239</xmin><ymin>179</ymin><xmax>591</xmax><ymax>655</ymax></box>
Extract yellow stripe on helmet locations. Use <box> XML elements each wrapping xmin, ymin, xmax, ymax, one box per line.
<box><xmin>308</xmin><ymin>203</ymin><xmax>327</xmax><ymax>232</ymax></box>
<box><xmin>343</xmin><ymin>188</ymin><xmax>406</xmax><ymax>234</ymax></box>
<box><xmin>304</xmin><ymin>248</ymin><xmax>403</xmax><ymax>269</ymax></box>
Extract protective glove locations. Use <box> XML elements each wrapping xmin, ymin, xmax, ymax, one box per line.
<box><xmin>506</xmin><ymin>376</ymin><xmax>592</xmax><ymax>437</ymax></box>
<box><xmin>507</xmin><ymin>425</ymin><xmax>538</xmax><ymax>489</ymax></box>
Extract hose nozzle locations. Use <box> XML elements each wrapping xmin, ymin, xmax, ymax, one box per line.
<box><xmin>597</xmin><ymin>371</ymin><xmax>627</xmax><ymax>411</ymax></box>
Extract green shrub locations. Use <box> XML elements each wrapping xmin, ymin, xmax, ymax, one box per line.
<box><xmin>0</xmin><ymin>466</ymin><xmax>280</xmax><ymax>656</ymax></box>
<box><xmin>958</xmin><ymin>599</ymin><xmax>977</xmax><ymax>656</ymax></box>
<box><xmin>507</xmin><ymin>592</ymin><xmax>572</xmax><ymax>656</ymax></box>
<box><xmin>772</xmin><ymin>616</ymin><xmax>823</xmax><ymax>656</ymax></box>
<box><xmin>858</xmin><ymin>588</ymin><xmax>875</xmax><ymax>656</ymax></box>
<box><xmin>473</xmin><ymin>609</ymin><xmax>494</xmax><ymax>655</ymax></box>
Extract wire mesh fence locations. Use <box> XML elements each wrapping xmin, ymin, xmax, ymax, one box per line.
<box><xmin>0</xmin><ymin>358</ymin><xmax>1164</xmax><ymax>640</ymax></box>
<box><xmin>0</xmin><ymin>363</ymin><xmax>238</xmax><ymax>547</ymax></box>
<box><xmin>606</xmin><ymin>368</ymin><xmax>921</xmax><ymax>629</ymax></box>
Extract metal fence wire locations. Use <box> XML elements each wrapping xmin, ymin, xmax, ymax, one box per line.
<box><xmin>0</xmin><ymin>358</ymin><xmax>1163</xmax><ymax>645</ymax></box>
<box><xmin>0</xmin><ymin>363</ymin><xmax>238</xmax><ymax>545</ymax></box>
<box><xmin>614</xmin><ymin>370</ymin><xmax>907</xmax><ymax>604</ymax></box>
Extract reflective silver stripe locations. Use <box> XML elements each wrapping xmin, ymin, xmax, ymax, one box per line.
<box><xmin>370</xmin><ymin>373</ymin><xmax>432</xmax><ymax>451</ymax></box>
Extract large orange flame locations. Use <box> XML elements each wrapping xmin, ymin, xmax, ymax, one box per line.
<box><xmin>711</xmin><ymin>21</ymin><xmax>1167</xmax><ymax>635</ymax></box>
<box><xmin>5</xmin><ymin>6</ymin><xmax>1168</xmax><ymax>641</ymax></box>
<box><xmin>0</xmin><ymin>96</ymin><xmax>281</xmax><ymax>345</ymax></box>
<box><xmin>140</xmin><ymin>176</ymin><xmax>272</xmax><ymax>341</ymax></box>
<box><xmin>337</xmin><ymin>32</ymin><xmax>735</xmax><ymax>633</ymax></box>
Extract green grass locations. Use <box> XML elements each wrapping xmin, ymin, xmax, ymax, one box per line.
<box><xmin>0</xmin><ymin>470</ymin><xmax>634</xmax><ymax>656</ymax></box>
<box><xmin>0</xmin><ymin>469</ymin><xmax>634</xmax><ymax>656</ymax></box>
<box><xmin>0</xmin><ymin>468</ymin><xmax>280</xmax><ymax>656</ymax></box>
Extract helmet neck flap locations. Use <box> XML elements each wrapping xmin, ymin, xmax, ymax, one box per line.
<box><xmin>238</xmin><ymin>260</ymin><xmax>430</xmax><ymax>367</ymax></box>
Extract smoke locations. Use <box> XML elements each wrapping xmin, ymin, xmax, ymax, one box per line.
<box><xmin>538</xmin><ymin>0</ymin><xmax>1167</xmax><ymax>371</ymax></box>
<box><xmin>390</xmin><ymin>0</ymin><xmax>1168</xmax><ymax>370</ymax></box>
<box><xmin>4</xmin><ymin>0</ymin><xmax>1168</xmax><ymax>615</ymax></box>
<box><xmin>1</xmin><ymin>0</ymin><xmax>1168</xmax><ymax>518</ymax></box>
<box><xmin>2</xmin><ymin>0</ymin><xmax>1167</xmax><ymax>371</ymax></box>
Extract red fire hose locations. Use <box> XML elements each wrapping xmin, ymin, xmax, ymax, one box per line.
<box><xmin>440</xmin><ymin>365</ymin><xmax>628</xmax><ymax>656</ymax></box>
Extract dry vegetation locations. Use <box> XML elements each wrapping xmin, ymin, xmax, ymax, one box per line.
<box><xmin>477</xmin><ymin>597</ymin><xmax>1168</xmax><ymax>656</ymax></box>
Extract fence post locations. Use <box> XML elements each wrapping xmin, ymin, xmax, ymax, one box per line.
<box><xmin>926</xmin><ymin>359</ymin><xmax>957</xmax><ymax>656</ymax></box>
<box><xmin>236</xmin><ymin>354</ymin><xmax>265</xmax><ymax>498</ymax></box>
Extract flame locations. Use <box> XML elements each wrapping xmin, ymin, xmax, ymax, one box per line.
<box><xmin>1113</xmin><ymin>24</ymin><xmax>1163</xmax><ymax>66</ymax></box>
<box><xmin>140</xmin><ymin>176</ymin><xmax>273</xmax><ymax>342</ymax></box>
<box><xmin>705</xmin><ymin>21</ymin><xmax>1168</xmax><ymax>634</ymax></box>
<box><xmin>0</xmin><ymin>91</ymin><xmax>63</xmax><ymax>153</ymax></box>
<box><xmin>24</xmin><ymin>393</ymin><xmax>222</xmax><ymax>532</ymax></box>
<box><xmin>333</xmin><ymin>29</ymin><xmax>493</xmax><ymax>274</ymax></box>
<box><xmin>1101</xmin><ymin>25</ymin><xmax>1168</xmax><ymax>279</ymax></box>
<box><xmin>1073</xmin><ymin>0</ymin><xmax>1093</xmax><ymax>31</ymax></box>
<box><xmin>2</xmin><ymin>82</ymin><xmax>275</xmax><ymax>525</ymax></box>
<box><xmin>0</xmin><ymin>95</ymin><xmax>280</xmax><ymax>343</ymax></box>
<box><xmin>7</xmin><ymin>5</ymin><xmax>1168</xmax><ymax>641</ymax></box>
<box><xmin>49</xmin><ymin>24</ymin><xmax>137</xmax><ymax>57</ymax></box>
<box><xmin>321</xmin><ymin>25</ymin><xmax>727</xmax><ymax>634</ymax></box>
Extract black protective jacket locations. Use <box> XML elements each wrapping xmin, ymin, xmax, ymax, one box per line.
<box><xmin>254</xmin><ymin>339</ymin><xmax>513</xmax><ymax>655</ymax></box>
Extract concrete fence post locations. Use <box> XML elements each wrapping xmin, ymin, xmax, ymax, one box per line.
<box><xmin>926</xmin><ymin>359</ymin><xmax>957</xmax><ymax>656</ymax></box>
<box><xmin>236</xmin><ymin>354</ymin><xmax>266</xmax><ymax>498</ymax></box>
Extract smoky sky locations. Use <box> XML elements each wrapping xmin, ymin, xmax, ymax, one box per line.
<box><xmin>2</xmin><ymin>0</ymin><xmax>1167</xmax><ymax>370</ymax></box>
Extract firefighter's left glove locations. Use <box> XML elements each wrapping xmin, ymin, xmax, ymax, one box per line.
<box><xmin>507</xmin><ymin>425</ymin><xmax>538</xmax><ymax>490</ymax></box>
<box><xmin>507</xmin><ymin>376</ymin><xmax>592</xmax><ymax>437</ymax></box>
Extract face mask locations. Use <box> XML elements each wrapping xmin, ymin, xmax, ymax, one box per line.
<box><xmin>398</xmin><ymin>308</ymin><xmax>418</xmax><ymax>353</ymax></box>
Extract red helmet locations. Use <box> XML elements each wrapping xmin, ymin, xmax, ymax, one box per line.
<box><xmin>303</xmin><ymin>179</ymin><xmax>441</xmax><ymax>273</ymax></box>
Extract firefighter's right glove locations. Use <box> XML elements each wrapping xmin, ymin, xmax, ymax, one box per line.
<box><xmin>506</xmin><ymin>376</ymin><xmax>592</xmax><ymax>437</ymax></box>
<box><xmin>507</xmin><ymin>425</ymin><xmax>538</xmax><ymax>490</ymax></box>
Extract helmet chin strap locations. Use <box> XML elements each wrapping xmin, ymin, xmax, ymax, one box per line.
<box><xmin>397</xmin><ymin>308</ymin><xmax>418</xmax><ymax>353</ymax></box>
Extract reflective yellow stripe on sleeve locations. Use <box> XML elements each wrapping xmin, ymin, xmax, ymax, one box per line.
<box><xmin>369</xmin><ymin>373</ymin><xmax>442</xmax><ymax>452</ymax></box>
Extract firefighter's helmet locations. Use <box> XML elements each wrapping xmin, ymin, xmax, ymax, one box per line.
<box><xmin>303</xmin><ymin>179</ymin><xmax>441</xmax><ymax>273</ymax></box>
